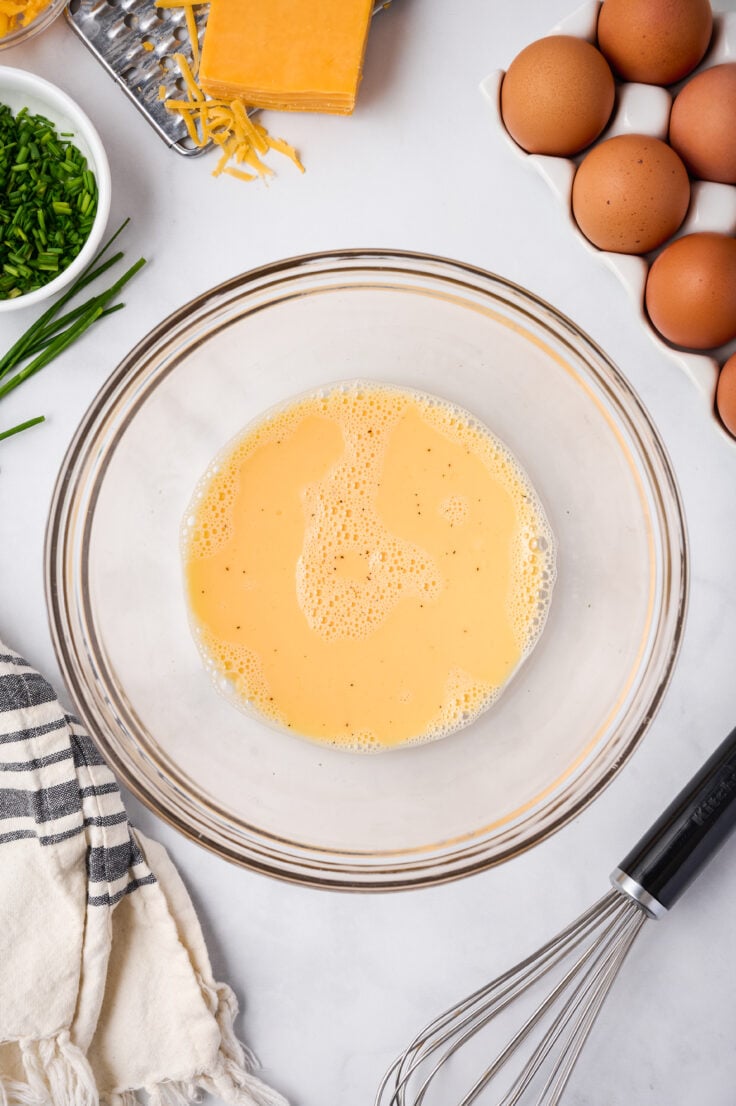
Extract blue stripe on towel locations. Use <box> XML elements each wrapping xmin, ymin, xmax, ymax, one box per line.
<box><xmin>0</xmin><ymin>672</ymin><xmax>57</xmax><ymax>712</ymax></box>
<box><xmin>0</xmin><ymin>747</ymin><xmax>74</xmax><ymax>772</ymax></box>
<box><xmin>0</xmin><ymin>645</ymin><xmax>157</xmax><ymax>907</ymax></box>
<box><xmin>88</xmin><ymin>872</ymin><xmax>157</xmax><ymax>907</ymax></box>
<box><xmin>0</xmin><ymin>717</ymin><xmax>67</xmax><ymax>745</ymax></box>
<box><xmin>0</xmin><ymin>778</ymin><xmax>80</xmax><ymax>822</ymax></box>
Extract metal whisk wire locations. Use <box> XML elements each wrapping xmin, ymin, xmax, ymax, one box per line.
<box><xmin>375</xmin><ymin>889</ymin><xmax>647</xmax><ymax>1106</ymax></box>
<box><xmin>495</xmin><ymin>898</ymin><xmax>644</xmax><ymax>1106</ymax></box>
<box><xmin>377</xmin><ymin>723</ymin><xmax>736</xmax><ymax>1106</ymax></box>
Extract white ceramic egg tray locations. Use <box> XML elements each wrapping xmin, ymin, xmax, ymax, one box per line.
<box><xmin>481</xmin><ymin>1</ymin><xmax>736</xmax><ymax>444</ymax></box>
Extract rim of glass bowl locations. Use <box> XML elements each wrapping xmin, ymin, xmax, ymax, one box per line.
<box><xmin>0</xmin><ymin>0</ymin><xmax>68</xmax><ymax>49</ymax></box>
<box><xmin>44</xmin><ymin>250</ymin><xmax>689</xmax><ymax>891</ymax></box>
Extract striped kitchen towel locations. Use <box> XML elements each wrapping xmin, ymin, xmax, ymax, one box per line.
<box><xmin>0</xmin><ymin>642</ymin><xmax>287</xmax><ymax>1106</ymax></box>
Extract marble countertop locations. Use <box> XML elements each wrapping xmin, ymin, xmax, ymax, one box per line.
<box><xmin>2</xmin><ymin>2</ymin><xmax>736</xmax><ymax>1103</ymax></box>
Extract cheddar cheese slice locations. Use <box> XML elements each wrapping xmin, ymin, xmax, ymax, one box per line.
<box><xmin>199</xmin><ymin>0</ymin><xmax>374</xmax><ymax>115</ymax></box>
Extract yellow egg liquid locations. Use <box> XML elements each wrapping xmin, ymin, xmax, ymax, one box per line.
<box><xmin>182</xmin><ymin>383</ymin><xmax>555</xmax><ymax>751</ymax></box>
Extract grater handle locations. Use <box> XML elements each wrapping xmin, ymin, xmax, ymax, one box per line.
<box><xmin>611</xmin><ymin>723</ymin><xmax>736</xmax><ymax>916</ymax></box>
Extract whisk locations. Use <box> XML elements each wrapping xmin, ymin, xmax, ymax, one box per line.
<box><xmin>376</xmin><ymin>724</ymin><xmax>736</xmax><ymax>1106</ymax></box>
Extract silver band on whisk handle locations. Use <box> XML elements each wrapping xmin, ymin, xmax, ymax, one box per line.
<box><xmin>612</xmin><ymin>722</ymin><xmax>736</xmax><ymax>917</ymax></box>
<box><xmin>376</xmin><ymin>724</ymin><xmax>736</xmax><ymax>1106</ymax></box>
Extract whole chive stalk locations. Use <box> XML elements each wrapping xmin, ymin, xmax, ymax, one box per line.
<box><xmin>0</xmin><ymin>219</ymin><xmax>130</xmax><ymax>382</ymax></box>
<box><xmin>0</xmin><ymin>220</ymin><xmax>146</xmax><ymax>443</ymax></box>
<box><xmin>0</xmin><ymin>415</ymin><xmax>45</xmax><ymax>442</ymax></box>
<box><xmin>0</xmin><ymin>257</ymin><xmax>145</xmax><ymax>403</ymax></box>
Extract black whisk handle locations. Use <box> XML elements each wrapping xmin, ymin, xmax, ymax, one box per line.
<box><xmin>612</xmin><ymin>723</ymin><xmax>736</xmax><ymax>916</ymax></box>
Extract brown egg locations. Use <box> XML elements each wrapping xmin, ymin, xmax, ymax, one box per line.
<box><xmin>670</xmin><ymin>64</ymin><xmax>736</xmax><ymax>184</ymax></box>
<box><xmin>572</xmin><ymin>135</ymin><xmax>690</xmax><ymax>254</ymax></box>
<box><xmin>597</xmin><ymin>0</ymin><xmax>713</xmax><ymax>85</ymax></box>
<box><xmin>500</xmin><ymin>36</ymin><xmax>615</xmax><ymax>156</ymax></box>
<box><xmin>716</xmin><ymin>353</ymin><xmax>736</xmax><ymax>437</ymax></box>
<box><xmin>645</xmin><ymin>233</ymin><xmax>736</xmax><ymax>350</ymax></box>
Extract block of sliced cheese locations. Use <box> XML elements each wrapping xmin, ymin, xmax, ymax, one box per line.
<box><xmin>199</xmin><ymin>0</ymin><xmax>374</xmax><ymax>115</ymax></box>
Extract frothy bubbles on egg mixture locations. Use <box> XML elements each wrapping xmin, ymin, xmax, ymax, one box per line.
<box><xmin>182</xmin><ymin>382</ymin><xmax>556</xmax><ymax>752</ymax></box>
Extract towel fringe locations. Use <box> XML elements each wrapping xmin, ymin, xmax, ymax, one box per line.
<box><xmin>199</xmin><ymin>1069</ymin><xmax>288</xmax><ymax>1106</ymax></box>
<box><xmin>103</xmin><ymin>1094</ymin><xmax>138</xmax><ymax>1106</ymax></box>
<box><xmin>0</xmin><ymin>1076</ymin><xmax>43</xmax><ymax>1106</ymax></box>
<box><xmin>196</xmin><ymin>978</ymin><xmax>287</xmax><ymax>1106</ymax></box>
<box><xmin>200</xmin><ymin>979</ymin><xmax>258</xmax><ymax>1070</ymax></box>
<box><xmin>1</xmin><ymin>1080</ymin><xmax>43</xmax><ymax>1106</ymax></box>
<box><xmin>143</xmin><ymin>1082</ymin><xmax>199</xmax><ymax>1106</ymax></box>
<box><xmin>12</xmin><ymin>1033</ymin><xmax>98</xmax><ymax>1106</ymax></box>
<box><xmin>100</xmin><ymin>1087</ymin><xmax>197</xmax><ymax>1106</ymax></box>
<box><xmin>98</xmin><ymin>981</ymin><xmax>287</xmax><ymax>1106</ymax></box>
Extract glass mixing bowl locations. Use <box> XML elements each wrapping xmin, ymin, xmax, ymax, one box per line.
<box><xmin>45</xmin><ymin>251</ymin><xmax>688</xmax><ymax>889</ymax></box>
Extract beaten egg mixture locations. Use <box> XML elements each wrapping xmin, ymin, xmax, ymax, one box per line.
<box><xmin>182</xmin><ymin>383</ymin><xmax>555</xmax><ymax>751</ymax></box>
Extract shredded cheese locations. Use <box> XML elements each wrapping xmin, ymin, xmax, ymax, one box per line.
<box><xmin>184</xmin><ymin>4</ymin><xmax>200</xmax><ymax>73</ymax></box>
<box><xmin>154</xmin><ymin>0</ymin><xmax>304</xmax><ymax>182</ymax></box>
<box><xmin>0</xmin><ymin>0</ymin><xmax>52</xmax><ymax>37</ymax></box>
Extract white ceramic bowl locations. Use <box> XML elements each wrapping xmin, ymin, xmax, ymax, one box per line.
<box><xmin>0</xmin><ymin>66</ymin><xmax>111</xmax><ymax>312</ymax></box>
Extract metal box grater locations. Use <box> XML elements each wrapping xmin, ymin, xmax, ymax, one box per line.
<box><xmin>65</xmin><ymin>1</ymin><xmax>392</xmax><ymax>157</ymax></box>
<box><xmin>66</xmin><ymin>0</ymin><xmax>208</xmax><ymax>155</ymax></box>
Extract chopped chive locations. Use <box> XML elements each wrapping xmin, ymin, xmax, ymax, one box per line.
<box><xmin>0</xmin><ymin>101</ymin><xmax>99</xmax><ymax>299</ymax></box>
